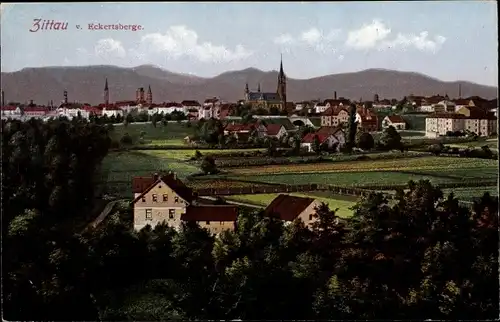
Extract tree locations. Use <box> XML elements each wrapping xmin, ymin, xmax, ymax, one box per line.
<box><xmin>120</xmin><ymin>133</ymin><xmax>133</xmax><ymax>145</ymax></box>
<box><xmin>379</xmin><ymin>125</ymin><xmax>402</xmax><ymax>150</ymax></box>
<box><xmin>357</xmin><ymin>132</ymin><xmax>375</xmax><ymax>150</ymax></box>
<box><xmin>312</xmin><ymin>135</ymin><xmax>321</xmax><ymax>154</ymax></box>
<box><xmin>200</xmin><ymin>156</ymin><xmax>218</xmax><ymax>174</ymax></box>
<box><xmin>346</xmin><ymin>105</ymin><xmax>358</xmax><ymax>151</ymax></box>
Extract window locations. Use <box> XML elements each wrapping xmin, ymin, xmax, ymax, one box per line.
<box><xmin>152</xmin><ymin>194</ymin><xmax>158</xmax><ymax>202</ymax></box>
<box><xmin>145</xmin><ymin>209</ymin><xmax>153</xmax><ymax>220</ymax></box>
<box><xmin>174</xmin><ymin>197</ymin><xmax>179</xmax><ymax>203</ymax></box>
<box><xmin>163</xmin><ymin>194</ymin><xmax>168</xmax><ymax>202</ymax></box>
<box><xmin>206</xmin><ymin>221</ymin><xmax>210</xmax><ymax>225</ymax></box>
<box><xmin>169</xmin><ymin>209</ymin><xmax>175</xmax><ymax>219</ymax></box>
<box><xmin>220</xmin><ymin>221</ymin><xmax>223</xmax><ymax>225</ymax></box>
<box><xmin>309</xmin><ymin>214</ymin><xmax>313</xmax><ymax>221</ymax></box>
<box><xmin>141</xmin><ymin>196</ymin><xmax>146</xmax><ymax>202</ymax></box>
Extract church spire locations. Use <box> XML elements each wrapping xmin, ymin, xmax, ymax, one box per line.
<box><xmin>277</xmin><ymin>54</ymin><xmax>287</xmax><ymax>109</ymax></box>
<box><xmin>104</xmin><ymin>78</ymin><xmax>109</xmax><ymax>106</ymax></box>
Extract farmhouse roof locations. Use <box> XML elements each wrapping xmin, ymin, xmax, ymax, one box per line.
<box><xmin>24</xmin><ymin>106</ymin><xmax>49</xmax><ymax>112</ymax></box>
<box><xmin>181</xmin><ymin>205</ymin><xmax>239</xmax><ymax>222</ymax></box>
<box><xmin>181</xmin><ymin>100</ymin><xmax>201</xmax><ymax>106</ymax></box>
<box><xmin>316</xmin><ymin>126</ymin><xmax>343</xmax><ymax>135</ymax></box>
<box><xmin>301</xmin><ymin>133</ymin><xmax>331</xmax><ymax>144</ymax></box>
<box><xmin>131</xmin><ymin>173</ymin><xmax>194</xmax><ymax>204</ymax></box>
<box><xmin>264</xmin><ymin>194</ymin><xmax>316</xmax><ymax>221</ymax></box>
<box><xmin>386</xmin><ymin>115</ymin><xmax>406</xmax><ymax>124</ymax></box>
<box><xmin>266</xmin><ymin>124</ymin><xmax>284</xmax><ymax>136</ymax></box>
<box><xmin>324</xmin><ymin>98</ymin><xmax>350</xmax><ymax>106</ymax></box>
<box><xmin>163</xmin><ymin>102</ymin><xmax>183</xmax><ymax>108</ymax></box>
<box><xmin>104</xmin><ymin>106</ymin><xmax>123</xmax><ymax>111</ymax></box>
<box><xmin>225</xmin><ymin>123</ymin><xmax>254</xmax><ymax>132</ymax></box>
<box><xmin>1</xmin><ymin>106</ymin><xmax>18</xmax><ymax>111</ymax></box>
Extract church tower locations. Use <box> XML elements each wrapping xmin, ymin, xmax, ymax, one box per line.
<box><xmin>104</xmin><ymin>78</ymin><xmax>109</xmax><ymax>106</ymax></box>
<box><xmin>146</xmin><ymin>85</ymin><xmax>153</xmax><ymax>105</ymax></box>
<box><xmin>244</xmin><ymin>82</ymin><xmax>249</xmax><ymax>101</ymax></box>
<box><xmin>276</xmin><ymin>54</ymin><xmax>287</xmax><ymax>109</ymax></box>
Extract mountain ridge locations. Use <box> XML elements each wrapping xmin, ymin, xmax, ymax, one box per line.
<box><xmin>1</xmin><ymin>65</ymin><xmax>497</xmax><ymax>105</ymax></box>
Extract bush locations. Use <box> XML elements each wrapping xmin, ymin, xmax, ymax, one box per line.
<box><xmin>120</xmin><ymin>133</ymin><xmax>133</xmax><ymax>145</ymax></box>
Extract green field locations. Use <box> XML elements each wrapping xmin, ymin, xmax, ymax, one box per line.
<box><xmin>138</xmin><ymin>149</ymin><xmax>266</xmax><ymax>160</ymax></box>
<box><xmin>224</xmin><ymin>156</ymin><xmax>496</xmax><ymax>188</ymax></box>
<box><xmin>447</xmin><ymin>138</ymin><xmax>498</xmax><ymax>151</ymax></box>
<box><xmin>441</xmin><ymin>186</ymin><xmax>498</xmax><ymax>201</ymax></box>
<box><xmin>226</xmin><ymin>192</ymin><xmax>357</xmax><ymax>218</ymax></box>
<box><xmin>111</xmin><ymin>122</ymin><xmax>196</xmax><ymax>146</ymax></box>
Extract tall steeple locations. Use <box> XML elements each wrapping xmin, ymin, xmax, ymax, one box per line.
<box><xmin>257</xmin><ymin>83</ymin><xmax>261</xmax><ymax>93</ymax></box>
<box><xmin>146</xmin><ymin>85</ymin><xmax>153</xmax><ymax>105</ymax></box>
<box><xmin>244</xmin><ymin>82</ymin><xmax>249</xmax><ymax>101</ymax></box>
<box><xmin>276</xmin><ymin>54</ymin><xmax>287</xmax><ymax>109</ymax></box>
<box><xmin>104</xmin><ymin>78</ymin><xmax>109</xmax><ymax>106</ymax></box>
<box><xmin>63</xmin><ymin>90</ymin><xmax>68</xmax><ymax>104</ymax></box>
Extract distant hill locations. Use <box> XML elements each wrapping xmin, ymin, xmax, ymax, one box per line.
<box><xmin>1</xmin><ymin>65</ymin><xmax>497</xmax><ymax>105</ymax></box>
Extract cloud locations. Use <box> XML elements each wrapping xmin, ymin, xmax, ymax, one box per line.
<box><xmin>274</xmin><ymin>27</ymin><xmax>341</xmax><ymax>53</ymax></box>
<box><xmin>345</xmin><ymin>20</ymin><xmax>391</xmax><ymax>49</ymax></box>
<box><xmin>139</xmin><ymin>25</ymin><xmax>252</xmax><ymax>63</ymax></box>
<box><xmin>345</xmin><ymin>19</ymin><xmax>446</xmax><ymax>53</ymax></box>
<box><xmin>338</xmin><ymin>55</ymin><xmax>345</xmax><ymax>61</ymax></box>
<box><xmin>380</xmin><ymin>32</ymin><xmax>447</xmax><ymax>53</ymax></box>
<box><xmin>94</xmin><ymin>38</ymin><xmax>126</xmax><ymax>58</ymax></box>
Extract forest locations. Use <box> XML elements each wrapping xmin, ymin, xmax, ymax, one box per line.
<box><xmin>2</xmin><ymin>117</ymin><xmax>498</xmax><ymax>320</ymax></box>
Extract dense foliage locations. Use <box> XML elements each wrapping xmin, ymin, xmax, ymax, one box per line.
<box><xmin>2</xmin><ymin>118</ymin><xmax>498</xmax><ymax>320</ymax></box>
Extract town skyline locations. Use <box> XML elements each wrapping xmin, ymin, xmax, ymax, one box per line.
<box><xmin>1</xmin><ymin>2</ymin><xmax>498</xmax><ymax>86</ymax></box>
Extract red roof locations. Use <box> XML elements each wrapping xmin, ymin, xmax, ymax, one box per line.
<box><xmin>321</xmin><ymin>106</ymin><xmax>348</xmax><ymax>116</ymax></box>
<box><xmin>84</xmin><ymin>106</ymin><xmax>103</xmax><ymax>114</ymax></box>
<box><xmin>264</xmin><ymin>194</ymin><xmax>316</xmax><ymax>221</ymax></box>
<box><xmin>316</xmin><ymin>126</ymin><xmax>342</xmax><ymax>135</ymax></box>
<box><xmin>104</xmin><ymin>106</ymin><xmax>123</xmax><ymax>111</ymax></box>
<box><xmin>204</xmin><ymin>98</ymin><xmax>219</xmax><ymax>104</ymax></box>
<box><xmin>386</xmin><ymin>115</ymin><xmax>406</xmax><ymax>124</ymax></box>
<box><xmin>1</xmin><ymin>106</ymin><xmax>18</xmax><ymax>111</ymax></box>
<box><xmin>225</xmin><ymin>123</ymin><xmax>254</xmax><ymax>132</ymax></box>
<box><xmin>452</xmin><ymin>99</ymin><xmax>470</xmax><ymax>106</ymax></box>
<box><xmin>181</xmin><ymin>100</ymin><xmax>201</xmax><ymax>106</ymax></box>
<box><xmin>181</xmin><ymin>205</ymin><xmax>238</xmax><ymax>222</ymax></box>
<box><xmin>324</xmin><ymin>99</ymin><xmax>351</xmax><ymax>106</ymax></box>
<box><xmin>427</xmin><ymin>113</ymin><xmax>466</xmax><ymax>119</ymax></box>
<box><xmin>163</xmin><ymin>102</ymin><xmax>183</xmax><ymax>108</ymax></box>
<box><xmin>24</xmin><ymin>107</ymin><xmax>49</xmax><ymax>113</ymax></box>
<box><xmin>266</xmin><ymin>124</ymin><xmax>284</xmax><ymax>136</ymax></box>
<box><xmin>301</xmin><ymin>133</ymin><xmax>331</xmax><ymax>144</ymax></box>
<box><xmin>131</xmin><ymin>173</ymin><xmax>194</xmax><ymax>204</ymax></box>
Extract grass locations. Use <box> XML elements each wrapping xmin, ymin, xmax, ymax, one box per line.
<box><xmin>447</xmin><ymin>138</ymin><xmax>498</xmax><ymax>151</ymax></box>
<box><xmin>137</xmin><ymin>149</ymin><xmax>266</xmax><ymax>161</ymax></box>
<box><xmin>225</xmin><ymin>156</ymin><xmax>497</xmax><ymax>176</ymax></box>
<box><xmin>226</xmin><ymin>192</ymin><xmax>357</xmax><ymax>218</ymax></box>
<box><xmin>110</xmin><ymin>122</ymin><xmax>196</xmax><ymax>146</ymax></box>
<box><xmin>440</xmin><ymin>186</ymin><xmax>498</xmax><ymax>202</ymax></box>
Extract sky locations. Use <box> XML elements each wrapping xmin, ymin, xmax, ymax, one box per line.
<box><xmin>1</xmin><ymin>2</ymin><xmax>498</xmax><ymax>86</ymax></box>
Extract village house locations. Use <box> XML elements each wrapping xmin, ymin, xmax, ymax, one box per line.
<box><xmin>158</xmin><ymin>102</ymin><xmax>185</xmax><ymax>115</ymax></box>
<box><xmin>382</xmin><ymin>115</ymin><xmax>407</xmax><ymax>130</ymax></box>
<box><xmin>432</xmin><ymin>100</ymin><xmax>456</xmax><ymax>113</ymax></box>
<box><xmin>199</xmin><ymin>106</ymin><xmax>214</xmax><ymax>119</ymax></box>
<box><xmin>263</xmin><ymin>194</ymin><xmax>322</xmax><ymax>228</ymax></box>
<box><xmin>356</xmin><ymin>107</ymin><xmax>379</xmax><ymax>132</ymax></box>
<box><xmin>1</xmin><ymin>106</ymin><xmax>22</xmax><ymax>117</ymax></box>
<box><xmin>24</xmin><ymin>106</ymin><xmax>49</xmax><ymax>118</ymax></box>
<box><xmin>102</xmin><ymin>106</ymin><xmax>124</xmax><ymax>117</ymax></box>
<box><xmin>320</xmin><ymin>107</ymin><xmax>350</xmax><ymax>127</ymax></box>
<box><xmin>457</xmin><ymin>106</ymin><xmax>497</xmax><ymax>136</ymax></box>
<box><xmin>181</xmin><ymin>100</ymin><xmax>202</xmax><ymax>114</ymax></box>
<box><xmin>301</xmin><ymin>128</ymin><xmax>345</xmax><ymax>152</ymax></box>
<box><xmin>131</xmin><ymin>173</ymin><xmax>238</xmax><ymax>234</ymax></box>
<box><xmin>265</xmin><ymin>124</ymin><xmax>287</xmax><ymax>139</ymax></box>
<box><xmin>224</xmin><ymin>122</ymin><xmax>268</xmax><ymax>138</ymax></box>
<box><xmin>425</xmin><ymin>113</ymin><xmax>466</xmax><ymax>137</ymax></box>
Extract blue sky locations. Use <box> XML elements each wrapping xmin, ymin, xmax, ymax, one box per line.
<box><xmin>1</xmin><ymin>2</ymin><xmax>497</xmax><ymax>86</ymax></box>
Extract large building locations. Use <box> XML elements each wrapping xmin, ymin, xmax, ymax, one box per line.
<box><xmin>425</xmin><ymin>107</ymin><xmax>497</xmax><ymax>137</ymax></box>
<box><xmin>243</xmin><ymin>56</ymin><xmax>287</xmax><ymax>111</ymax></box>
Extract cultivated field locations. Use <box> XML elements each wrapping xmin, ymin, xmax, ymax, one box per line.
<box><xmin>111</xmin><ymin>122</ymin><xmax>195</xmax><ymax>146</ymax></box>
<box><xmin>226</xmin><ymin>192</ymin><xmax>357</xmax><ymax>218</ymax></box>
<box><xmin>139</xmin><ymin>149</ymin><xmax>266</xmax><ymax>161</ymax></box>
<box><xmin>447</xmin><ymin>138</ymin><xmax>498</xmax><ymax>151</ymax></box>
<box><xmin>224</xmin><ymin>156</ymin><xmax>496</xmax><ymax>176</ymax></box>
<box><xmin>440</xmin><ymin>186</ymin><xmax>498</xmax><ymax>202</ymax></box>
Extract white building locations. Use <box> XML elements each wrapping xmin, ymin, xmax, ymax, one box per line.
<box><xmin>102</xmin><ymin>106</ymin><xmax>124</xmax><ymax>117</ymax></box>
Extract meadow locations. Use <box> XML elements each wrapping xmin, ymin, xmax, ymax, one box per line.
<box><xmin>111</xmin><ymin>122</ymin><xmax>195</xmax><ymax>146</ymax></box>
<box><xmin>226</xmin><ymin>192</ymin><xmax>358</xmax><ymax>218</ymax></box>
<box><xmin>447</xmin><ymin>138</ymin><xmax>498</xmax><ymax>151</ymax></box>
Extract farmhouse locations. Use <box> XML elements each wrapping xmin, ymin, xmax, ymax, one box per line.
<box><xmin>356</xmin><ymin>107</ymin><xmax>379</xmax><ymax>132</ymax></box>
<box><xmin>24</xmin><ymin>106</ymin><xmax>49</xmax><ymax>117</ymax></box>
<box><xmin>265</xmin><ymin>124</ymin><xmax>287</xmax><ymax>139</ymax></box>
<box><xmin>224</xmin><ymin>122</ymin><xmax>268</xmax><ymax>138</ymax></box>
<box><xmin>1</xmin><ymin>106</ymin><xmax>22</xmax><ymax>116</ymax></box>
<box><xmin>382</xmin><ymin>115</ymin><xmax>407</xmax><ymax>130</ymax></box>
<box><xmin>102</xmin><ymin>106</ymin><xmax>124</xmax><ymax>117</ymax></box>
<box><xmin>320</xmin><ymin>107</ymin><xmax>349</xmax><ymax>127</ymax></box>
<box><xmin>264</xmin><ymin>194</ymin><xmax>322</xmax><ymax>227</ymax></box>
<box><xmin>301</xmin><ymin>128</ymin><xmax>345</xmax><ymax>152</ymax></box>
<box><xmin>131</xmin><ymin>172</ymin><xmax>238</xmax><ymax>234</ymax></box>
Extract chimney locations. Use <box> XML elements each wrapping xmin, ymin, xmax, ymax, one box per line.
<box><xmin>334</xmin><ymin>91</ymin><xmax>337</xmax><ymax>100</ymax></box>
<box><xmin>153</xmin><ymin>173</ymin><xmax>159</xmax><ymax>181</ymax></box>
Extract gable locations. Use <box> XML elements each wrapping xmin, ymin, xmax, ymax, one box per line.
<box><xmin>133</xmin><ymin>180</ymin><xmax>188</xmax><ymax>206</ymax></box>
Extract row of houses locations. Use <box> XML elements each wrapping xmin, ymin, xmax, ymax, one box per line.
<box><xmin>425</xmin><ymin>104</ymin><xmax>497</xmax><ymax>137</ymax></box>
<box><xmin>132</xmin><ymin>172</ymin><xmax>326</xmax><ymax>234</ymax></box>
